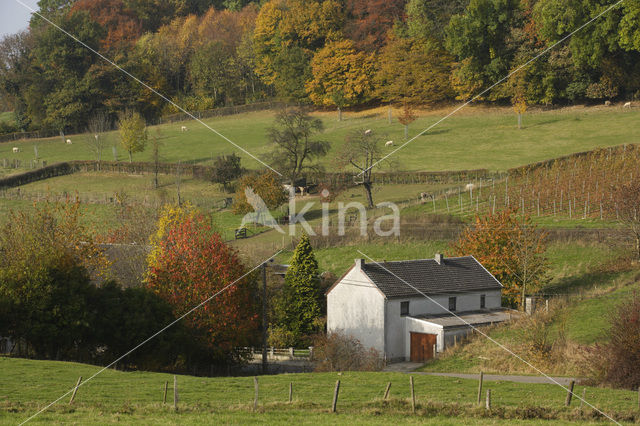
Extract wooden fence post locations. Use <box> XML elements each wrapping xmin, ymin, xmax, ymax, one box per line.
<box><xmin>69</xmin><ymin>376</ymin><xmax>82</xmax><ymax>404</ymax></box>
<box><xmin>384</xmin><ymin>382</ymin><xmax>391</xmax><ymax>400</ymax></box>
<box><xmin>173</xmin><ymin>375</ymin><xmax>178</xmax><ymax>411</ymax></box>
<box><xmin>332</xmin><ymin>380</ymin><xmax>340</xmax><ymax>413</ymax></box>
<box><xmin>163</xmin><ymin>381</ymin><xmax>168</xmax><ymax>405</ymax></box>
<box><xmin>254</xmin><ymin>376</ymin><xmax>259</xmax><ymax>411</ymax></box>
<box><xmin>485</xmin><ymin>389</ymin><xmax>491</xmax><ymax>410</ymax></box>
<box><xmin>410</xmin><ymin>376</ymin><xmax>415</xmax><ymax>413</ymax></box>
<box><xmin>565</xmin><ymin>380</ymin><xmax>575</xmax><ymax>407</ymax></box>
<box><xmin>289</xmin><ymin>382</ymin><xmax>293</xmax><ymax>403</ymax></box>
<box><xmin>477</xmin><ymin>372</ymin><xmax>484</xmax><ymax>404</ymax></box>
<box><xmin>580</xmin><ymin>388</ymin><xmax>586</xmax><ymax>408</ymax></box>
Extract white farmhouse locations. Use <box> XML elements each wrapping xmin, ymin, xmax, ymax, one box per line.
<box><xmin>326</xmin><ymin>254</ymin><xmax>512</xmax><ymax>362</ymax></box>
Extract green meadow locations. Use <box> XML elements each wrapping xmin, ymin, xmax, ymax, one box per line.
<box><xmin>1</xmin><ymin>105</ymin><xmax>639</xmax><ymax>173</ymax></box>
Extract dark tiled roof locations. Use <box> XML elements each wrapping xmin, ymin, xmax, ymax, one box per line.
<box><xmin>360</xmin><ymin>256</ymin><xmax>501</xmax><ymax>298</ymax></box>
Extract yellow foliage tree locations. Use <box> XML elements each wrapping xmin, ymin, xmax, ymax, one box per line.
<box><xmin>375</xmin><ymin>34</ymin><xmax>453</xmax><ymax>106</ymax></box>
<box><xmin>147</xmin><ymin>203</ymin><xmax>198</xmax><ymax>272</ymax></box>
<box><xmin>306</xmin><ymin>39</ymin><xmax>375</xmax><ymax>120</ymax></box>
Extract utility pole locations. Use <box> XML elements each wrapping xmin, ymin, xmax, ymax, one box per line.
<box><xmin>261</xmin><ymin>261</ymin><xmax>268</xmax><ymax>374</ymax></box>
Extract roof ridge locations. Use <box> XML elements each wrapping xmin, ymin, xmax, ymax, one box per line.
<box><xmin>364</xmin><ymin>255</ymin><xmax>474</xmax><ymax>265</ymax></box>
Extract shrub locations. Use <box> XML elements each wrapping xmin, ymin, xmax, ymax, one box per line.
<box><xmin>313</xmin><ymin>331</ymin><xmax>384</xmax><ymax>372</ymax></box>
<box><xmin>589</xmin><ymin>292</ymin><xmax>640</xmax><ymax>389</ymax></box>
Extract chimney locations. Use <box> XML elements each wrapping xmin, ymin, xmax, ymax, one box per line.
<box><xmin>434</xmin><ymin>253</ymin><xmax>444</xmax><ymax>265</ymax></box>
<box><xmin>355</xmin><ymin>258</ymin><xmax>365</xmax><ymax>269</ymax></box>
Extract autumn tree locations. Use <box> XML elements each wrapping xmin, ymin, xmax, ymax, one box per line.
<box><xmin>0</xmin><ymin>201</ymin><xmax>109</xmax><ymax>359</ymax></box>
<box><xmin>232</xmin><ymin>170</ymin><xmax>288</xmax><ymax>215</ymax></box>
<box><xmin>306</xmin><ymin>39</ymin><xmax>375</xmax><ymax>120</ymax></box>
<box><xmin>268</xmin><ymin>108</ymin><xmax>330</xmax><ymax>185</ymax></box>
<box><xmin>337</xmin><ymin>128</ymin><xmax>386</xmax><ymax>208</ymax></box>
<box><xmin>147</xmin><ymin>206</ymin><xmax>260</xmax><ymax>363</ymax></box>
<box><xmin>376</xmin><ymin>34</ymin><xmax>453</xmax><ymax>106</ymax></box>
<box><xmin>71</xmin><ymin>0</ymin><xmax>142</xmax><ymax>53</ymax></box>
<box><xmin>344</xmin><ymin>0</ymin><xmax>406</xmax><ymax>52</ymax></box>
<box><xmin>118</xmin><ymin>110</ymin><xmax>147</xmax><ymax>162</ymax></box>
<box><xmin>253</xmin><ymin>0</ymin><xmax>345</xmax><ymax>100</ymax></box>
<box><xmin>452</xmin><ymin>209</ymin><xmax>548</xmax><ymax>308</ymax></box>
<box><xmin>273</xmin><ymin>234</ymin><xmax>323</xmax><ymax>345</ymax></box>
<box><xmin>397</xmin><ymin>102</ymin><xmax>417</xmax><ymax>140</ymax></box>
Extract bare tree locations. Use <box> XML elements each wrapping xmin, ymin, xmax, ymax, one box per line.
<box><xmin>338</xmin><ymin>129</ymin><xmax>387</xmax><ymax>208</ymax></box>
<box><xmin>86</xmin><ymin>111</ymin><xmax>112</xmax><ymax>162</ymax></box>
<box><xmin>150</xmin><ymin>130</ymin><xmax>164</xmax><ymax>189</ymax></box>
<box><xmin>611</xmin><ymin>181</ymin><xmax>640</xmax><ymax>259</ymax></box>
<box><xmin>268</xmin><ymin>107</ymin><xmax>330</xmax><ymax>186</ymax></box>
<box><xmin>504</xmin><ymin>217</ymin><xmax>549</xmax><ymax>310</ymax></box>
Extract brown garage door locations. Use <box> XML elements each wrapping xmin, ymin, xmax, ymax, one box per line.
<box><xmin>410</xmin><ymin>332</ymin><xmax>437</xmax><ymax>362</ymax></box>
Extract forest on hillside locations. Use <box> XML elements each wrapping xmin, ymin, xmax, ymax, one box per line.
<box><xmin>1</xmin><ymin>0</ymin><xmax>640</xmax><ymax>134</ymax></box>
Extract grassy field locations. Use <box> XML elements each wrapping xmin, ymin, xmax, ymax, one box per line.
<box><xmin>1</xmin><ymin>105</ymin><xmax>639</xmax><ymax>173</ymax></box>
<box><xmin>1</xmin><ymin>357</ymin><xmax>639</xmax><ymax>424</ymax></box>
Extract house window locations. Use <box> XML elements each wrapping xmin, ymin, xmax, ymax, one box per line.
<box><xmin>448</xmin><ymin>297</ymin><xmax>457</xmax><ymax>312</ymax></box>
<box><xmin>480</xmin><ymin>294</ymin><xmax>486</xmax><ymax>309</ymax></box>
<box><xmin>400</xmin><ymin>301</ymin><xmax>409</xmax><ymax>316</ymax></box>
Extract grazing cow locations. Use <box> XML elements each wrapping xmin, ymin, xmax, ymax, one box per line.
<box><xmin>604</xmin><ymin>100</ymin><xmax>611</xmax><ymax>106</ymax></box>
<box><xmin>66</xmin><ymin>139</ymin><xmax>72</xmax><ymax>145</ymax></box>
<box><xmin>624</xmin><ymin>102</ymin><xmax>632</xmax><ymax>108</ymax></box>
<box><xmin>12</xmin><ymin>147</ymin><xmax>19</xmax><ymax>153</ymax></box>
<box><xmin>181</xmin><ymin>126</ymin><xmax>188</xmax><ymax>132</ymax></box>
<box><xmin>385</xmin><ymin>140</ymin><xmax>394</xmax><ymax>147</ymax></box>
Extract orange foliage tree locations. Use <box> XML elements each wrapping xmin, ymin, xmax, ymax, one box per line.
<box><xmin>146</xmin><ymin>210</ymin><xmax>260</xmax><ymax>363</ymax></box>
<box><xmin>451</xmin><ymin>209</ymin><xmax>548</xmax><ymax>308</ymax></box>
<box><xmin>71</xmin><ymin>0</ymin><xmax>142</xmax><ymax>52</ymax></box>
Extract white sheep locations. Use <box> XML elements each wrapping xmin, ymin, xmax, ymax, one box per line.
<box><xmin>465</xmin><ymin>183</ymin><xmax>475</xmax><ymax>191</ymax></box>
<box><xmin>385</xmin><ymin>140</ymin><xmax>394</xmax><ymax>147</ymax></box>
<box><xmin>66</xmin><ymin>139</ymin><xmax>72</xmax><ymax>145</ymax></box>
<box><xmin>181</xmin><ymin>126</ymin><xmax>188</xmax><ymax>132</ymax></box>
<box><xmin>624</xmin><ymin>102</ymin><xmax>632</xmax><ymax>108</ymax></box>
<box><xmin>364</xmin><ymin>129</ymin><xmax>372</xmax><ymax>135</ymax></box>
<box><xmin>12</xmin><ymin>147</ymin><xmax>19</xmax><ymax>153</ymax></box>
<box><xmin>604</xmin><ymin>100</ymin><xmax>611</xmax><ymax>106</ymax></box>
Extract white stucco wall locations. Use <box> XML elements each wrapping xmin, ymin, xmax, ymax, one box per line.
<box><xmin>326</xmin><ymin>267</ymin><xmax>386</xmax><ymax>354</ymax></box>
<box><xmin>386</xmin><ymin>290</ymin><xmax>502</xmax><ymax>361</ymax></box>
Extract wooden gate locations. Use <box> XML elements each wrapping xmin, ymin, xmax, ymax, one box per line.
<box><xmin>410</xmin><ymin>332</ymin><xmax>437</xmax><ymax>362</ymax></box>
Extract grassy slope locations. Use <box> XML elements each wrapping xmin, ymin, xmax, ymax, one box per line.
<box><xmin>1</xmin><ymin>357</ymin><xmax>638</xmax><ymax>424</ymax></box>
<box><xmin>1</xmin><ymin>105</ymin><xmax>639</xmax><ymax>173</ymax></box>
<box><xmin>418</xmin><ymin>248</ymin><xmax>638</xmax><ymax>375</ymax></box>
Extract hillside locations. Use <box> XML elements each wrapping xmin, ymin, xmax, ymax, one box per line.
<box><xmin>1</xmin><ymin>357</ymin><xmax>638</xmax><ymax>424</ymax></box>
<box><xmin>1</xmin><ymin>105</ymin><xmax>639</xmax><ymax>173</ymax></box>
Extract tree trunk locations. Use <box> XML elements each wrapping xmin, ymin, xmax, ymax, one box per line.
<box><xmin>388</xmin><ymin>104</ymin><xmax>392</xmax><ymax>124</ymax></box>
<box><xmin>128</xmin><ymin>151</ymin><xmax>132</xmax><ymax>163</ymax></box>
<box><xmin>337</xmin><ymin>107</ymin><xmax>342</xmax><ymax>122</ymax></box>
<box><xmin>517</xmin><ymin>113</ymin><xmax>522</xmax><ymax>129</ymax></box>
<box><xmin>363</xmin><ymin>181</ymin><xmax>374</xmax><ymax>208</ymax></box>
<box><xmin>404</xmin><ymin>124</ymin><xmax>408</xmax><ymax>140</ymax></box>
